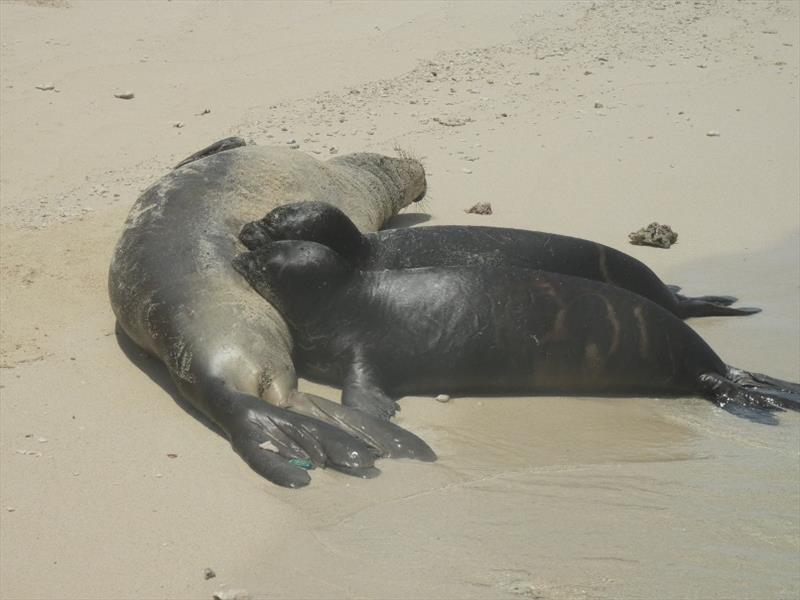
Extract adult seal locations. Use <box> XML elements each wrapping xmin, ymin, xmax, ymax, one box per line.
<box><xmin>240</xmin><ymin>201</ymin><xmax>759</xmax><ymax>319</ymax></box>
<box><xmin>109</xmin><ymin>139</ymin><xmax>434</xmax><ymax>488</ymax></box>
<box><xmin>234</xmin><ymin>240</ymin><xmax>799</xmax><ymax>422</ymax></box>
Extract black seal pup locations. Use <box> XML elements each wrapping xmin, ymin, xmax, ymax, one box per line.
<box><xmin>233</xmin><ymin>240</ymin><xmax>799</xmax><ymax>421</ymax></box>
<box><xmin>109</xmin><ymin>140</ymin><xmax>434</xmax><ymax>488</ymax></box>
<box><xmin>241</xmin><ymin>201</ymin><xmax>759</xmax><ymax>319</ymax></box>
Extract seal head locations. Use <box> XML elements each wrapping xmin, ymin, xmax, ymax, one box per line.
<box><xmin>233</xmin><ymin>241</ymin><xmax>352</xmax><ymax>323</ymax></box>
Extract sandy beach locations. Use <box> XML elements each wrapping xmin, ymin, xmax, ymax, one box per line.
<box><xmin>1</xmin><ymin>1</ymin><xmax>798</xmax><ymax>598</ymax></box>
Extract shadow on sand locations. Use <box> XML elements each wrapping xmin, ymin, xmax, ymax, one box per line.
<box><xmin>114</xmin><ymin>323</ymin><xmax>225</xmax><ymax>438</ymax></box>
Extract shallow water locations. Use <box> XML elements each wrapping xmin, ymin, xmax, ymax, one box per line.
<box><xmin>253</xmin><ymin>239</ymin><xmax>800</xmax><ymax>600</ymax></box>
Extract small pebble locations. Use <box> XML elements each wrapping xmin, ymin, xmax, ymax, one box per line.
<box><xmin>6</xmin><ymin>507</ymin><xmax>15</xmax><ymax>513</ymax></box>
<box><xmin>629</xmin><ymin>222</ymin><xmax>678</xmax><ymax>249</ymax></box>
<box><xmin>114</xmin><ymin>91</ymin><xmax>135</xmax><ymax>100</ymax></box>
<box><xmin>173</xmin><ymin>121</ymin><xmax>184</xmax><ymax>128</ymax></box>
<box><xmin>706</xmin><ymin>130</ymin><xmax>720</xmax><ymax>137</ymax></box>
<box><xmin>435</xmin><ymin>394</ymin><xmax>450</xmax><ymax>403</ymax></box>
<box><xmin>36</xmin><ymin>83</ymin><xmax>56</xmax><ymax>91</ymax></box>
<box><xmin>461</xmin><ymin>167</ymin><xmax>472</xmax><ymax>174</ymax></box>
<box><xmin>204</xmin><ymin>568</ymin><xmax>216</xmax><ymax>580</ymax></box>
<box><xmin>594</xmin><ymin>101</ymin><xmax>604</xmax><ymax>108</ymax></box>
<box><xmin>433</xmin><ymin>116</ymin><xmax>471</xmax><ymax>127</ymax></box>
<box><xmin>465</xmin><ymin>202</ymin><xmax>492</xmax><ymax>215</ymax></box>
<box><xmin>37</xmin><ymin>437</ymin><xmax>47</xmax><ymax>443</ymax></box>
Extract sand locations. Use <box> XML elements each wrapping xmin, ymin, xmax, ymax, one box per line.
<box><xmin>1</xmin><ymin>1</ymin><xmax>798</xmax><ymax>599</ymax></box>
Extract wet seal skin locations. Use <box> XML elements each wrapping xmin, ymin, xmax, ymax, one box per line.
<box><xmin>234</xmin><ymin>240</ymin><xmax>799</xmax><ymax>427</ymax></box>
<box><xmin>109</xmin><ymin>140</ymin><xmax>433</xmax><ymax>488</ymax></box>
<box><xmin>241</xmin><ymin>201</ymin><xmax>759</xmax><ymax>319</ymax></box>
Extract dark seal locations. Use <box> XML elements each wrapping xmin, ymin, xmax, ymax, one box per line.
<box><xmin>109</xmin><ymin>141</ymin><xmax>434</xmax><ymax>488</ymax></box>
<box><xmin>240</xmin><ymin>201</ymin><xmax>759</xmax><ymax>319</ymax></box>
<box><xmin>234</xmin><ymin>240</ymin><xmax>799</xmax><ymax>422</ymax></box>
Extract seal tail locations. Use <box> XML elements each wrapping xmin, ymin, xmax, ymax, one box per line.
<box><xmin>698</xmin><ymin>366</ymin><xmax>800</xmax><ymax>413</ymax></box>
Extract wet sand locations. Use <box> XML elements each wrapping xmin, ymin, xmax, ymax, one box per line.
<box><xmin>1</xmin><ymin>1</ymin><xmax>798</xmax><ymax>598</ymax></box>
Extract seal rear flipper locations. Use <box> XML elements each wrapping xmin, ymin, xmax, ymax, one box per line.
<box><xmin>285</xmin><ymin>391</ymin><xmax>437</xmax><ymax>462</ymax></box>
<box><xmin>219</xmin><ymin>387</ymin><xmax>381</xmax><ymax>486</ymax></box>
<box><xmin>231</xmin><ymin>438</ymin><xmax>312</xmax><ymax>489</ymax></box>
<box><xmin>675</xmin><ymin>293</ymin><xmax>738</xmax><ymax>306</ymax></box>
<box><xmin>256</xmin><ymin>401</ymin><xmax>381</xmax><ymax>472</ymax></box>
<box><xmin>330</xmin><ymin>465</ymin><xmax>382</xmax><ymax>479</ymax></box>
<box><xmin>678</xmin><ymin>299</ymin><xmax>761</xmax><ymax>318</ymax></box>
<box><xmin>734</xmin><ymin>369</ymin><xmax>800</xmax><ymax>394</ymax></box>
<box><xmin>698</xmin><ymin>368</ymin><xmax>800</xmax><ymax>414</ymax></box>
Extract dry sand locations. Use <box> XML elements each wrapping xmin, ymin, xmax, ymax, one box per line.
<box><xmin>1</xmin><ymin>1</ymin><xmax>798</xmax><ymax>599</ymax></box>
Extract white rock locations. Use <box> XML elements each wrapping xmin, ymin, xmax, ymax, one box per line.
<box><xmin>435</xmin><ymin>394</ymin><xmax>450</xmax><ymax>403</ymax></box>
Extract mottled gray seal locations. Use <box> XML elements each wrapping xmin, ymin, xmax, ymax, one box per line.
<box><xmin>233</xmin><ymin>240</ymin><xmax>799</xmax><ymax>422</ymax></box>
<box><xmin>240</xmin><ymin>201</ymin><xmax>759</xmax><ymax>318</ymax></box>
<box><xmin>109</xmin><ymin>139</ymin><xmax>434</xmax><ymax>488</ymax></box>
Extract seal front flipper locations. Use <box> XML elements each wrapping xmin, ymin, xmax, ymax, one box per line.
<box><xmin>285</xmin><ymin>391</ymin><xmax>436</xmax><ymax>462</ymax></box>
<box><xmin>173</xmin><ymin>136</ymin><xmax>247</xmax><ymax>169</ymax></box>
<box><xmin>341</xmin><ymin>362</ymin><xmax>399</xmax><ymax>420</ymax></box>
